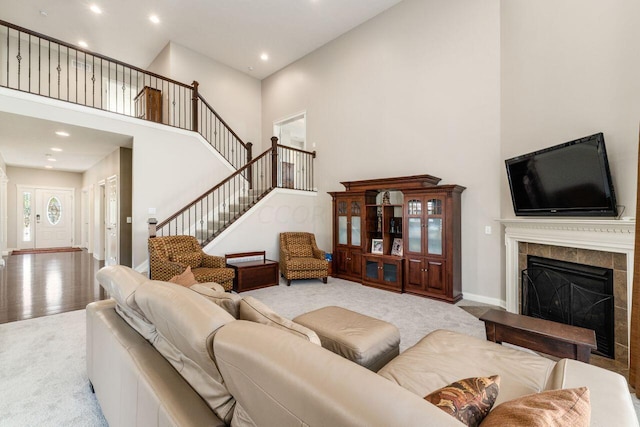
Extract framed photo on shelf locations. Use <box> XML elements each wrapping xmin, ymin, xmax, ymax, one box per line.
<box><xmin>391</xmin><ymin>238</ymin><xmax>403</xmax><ymax>256</ymax></box>
<box><xmin>371</xmin><ymin>238</ymin><xmax>384</xmax><ymax>254</ymax></box>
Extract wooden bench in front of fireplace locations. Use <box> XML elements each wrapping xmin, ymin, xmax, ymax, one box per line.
<box><xmin>479</xmin><ymin>309</ymin><xmax>597</xmax><ymax>362</ymax></box>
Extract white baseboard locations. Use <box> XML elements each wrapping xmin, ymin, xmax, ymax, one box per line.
<box><xmin>461</xmin><ymin>292</ymin><xmax>506</xmax><ymax>309</ymax></box>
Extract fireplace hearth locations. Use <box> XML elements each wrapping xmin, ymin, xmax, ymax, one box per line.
<box><xmin>522</xmin><ymin>256</ymin><xmax>614</xmax><ymax>358</ymax></box>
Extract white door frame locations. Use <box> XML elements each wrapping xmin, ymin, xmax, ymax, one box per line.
<box><xmin>0</xmin><ymin>168</ymin><xmax>8</xmax><ymax>256</ymax></box>
<box><xmin>105</xmin><ymin>175</ymin><xmax>119</xmax><ymax>266</ymax></box>
<box><xmin>94</xmin><ymin>180</ymin><xmax>106</xmax><ymax>261</ymax></box>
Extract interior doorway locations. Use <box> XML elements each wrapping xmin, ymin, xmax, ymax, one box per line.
<box><xmin>17</xmin><ymin>186</ymin><xmax>74</xmax><ymax>249</ymax></box>
<box><xmin>273</xmin><ymin>112</ymin><xmax>306</xmax><ymax>150</ymax></box>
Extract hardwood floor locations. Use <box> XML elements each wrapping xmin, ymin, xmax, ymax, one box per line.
<box><xmin>0</xmin><ymin>249</ymin><xmax>107</xmax><ymax>324</ymax></box>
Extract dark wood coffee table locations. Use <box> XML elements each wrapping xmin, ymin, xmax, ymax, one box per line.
<box><xmin>479</xmin><ymin>309</ymin><xmax>597</xmax><ymax>362</ymax></box>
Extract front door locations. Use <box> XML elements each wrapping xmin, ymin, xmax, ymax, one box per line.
<box><xmin>18</xmin><ymin>187</ymin><xmax>75</xmax><ymax>249</ymax></box>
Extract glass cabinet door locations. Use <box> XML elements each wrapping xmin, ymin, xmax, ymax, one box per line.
<box><xmin>382</xmin><ymin>261</ymin><xmax>398</xmax><ymax>283</ymax></box>
<box><xmin>351</xmin><ymin>201</ymin><xmax>361</xmax><ymax>246</ymax></box>
<box><xmin>426</xmin><ymin>198</ymin><xmax>443</xmax><ymax>255</ymax></box>
<box><xmin>337</xmin><ymin>200</ymin><xmax>348</xmax><ymax>245</ymax></box>
<box><xmin>407</xmin><ymin>199</ymin><xmax>422</xmax><ymax>253</ymax></box>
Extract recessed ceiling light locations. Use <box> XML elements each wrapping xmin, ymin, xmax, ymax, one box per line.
<box><xmin>47</xmin><ymin>158</ymin><xmax>57</xmax><ymax>162</ymax></box>
<box><xmin>39</xmin><ymin>10</ymin><xmax>48</xmax><ymax>17</ymax></box>
<box><xmin>55</xmin><ymin>131</ymin><xmax>69</xmax><ymax>137</ymax></box>
<box><xmin>149</xmin><ymin>15</ymin><xmax>160</xmax><ymax>24</ymax></box>
<box><xmin>78</xmin><ymin>40</ymin><xmax>88</xmax><ymax>48</ymax></box>
<box><xmin>51</xmin><ymin>147</ymin><xmax>63</xmax><ymax>152</ymax></box>
<box><xmin>90</xmin><ymin>5</ymin><xmax>102</xmax><ymax>14</ymax></box>
<box><xmin>247</xmin><ymin>66</ymin><xmax>254</xmax><ymax>72</ymax></box>
<box><xmin>45</xmin><ymin>165</ymin><xmax>53</xmax><ymax>169</ymax></box>
<box><xmin>260</xmin><ymin>53</ymin><xmax>269</xmax><ymax>61</ymax></box>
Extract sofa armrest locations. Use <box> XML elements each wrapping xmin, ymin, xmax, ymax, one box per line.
<box><xmin>545</xmin><ymin>358</ymin><xmax>638</xmax><ymax>427</ymax></box>
<box><xmin>201</xmin><ymin>254</ymin><xmax>225</xmax><ymax>268</ymax></box>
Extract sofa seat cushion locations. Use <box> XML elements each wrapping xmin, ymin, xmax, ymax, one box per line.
<box><xmin>294</xmin><ymin>306</ymin><xmax>400</xmax><ymax>372</ymax></box>
<box><xmin>286</xmin><ymin>257</ymin><xmax>328</xmax><ymax>271</ymax></box>
<box><xmin>239</xmin><ymin>296</ymin><xmax>321</xmax><ymax>344</ymax></box>
<box><xmin>378</xmin><ymin>329</ymin><xmax>555</xmax><ymax>407</ymax></box>
<box><xmin>135</xmin><ymin>280</ymin><xmax>237</xmax><ymax>423</ymax></box>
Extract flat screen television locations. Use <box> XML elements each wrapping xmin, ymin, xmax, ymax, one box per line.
<box><xmin>505</xmin><ymin>133</ymin><xmax>618</xmax><ymax>217</ymax></box>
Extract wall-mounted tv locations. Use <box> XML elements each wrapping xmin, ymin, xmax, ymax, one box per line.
<box><xmin>505</xmin><ymin>133</ymin><xmax>618</xmax><ymax>217</ymax></box>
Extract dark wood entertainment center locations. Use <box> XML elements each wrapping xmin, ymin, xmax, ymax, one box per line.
<box><xmin>329</xmin><ymin>175</ymin><xmax>465</xmax><ymax>303</ymax></box>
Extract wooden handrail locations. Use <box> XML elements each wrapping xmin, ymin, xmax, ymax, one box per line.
<box><xmin>197</xmin><ymin>94</ymin><xmax>248</xmax><ymax>149</ymax></box>
<box><xmin>277</xmin><ymin>143</ymin><xmax>316</xmax><ymax>157</ymax></box>
<box><xmin>0</xmin><ymin>19</ymin><xmax>193</xmax><ymax>90</ymax></box>
<box><xmin>156</xmin><ymin>148</ymin><xmax>273</xmax><ymax>230</ymax></box>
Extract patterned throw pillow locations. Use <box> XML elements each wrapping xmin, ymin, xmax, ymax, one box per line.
<box><xmin>171</xmin><ymin>252</ymin><xmax>203</xmax><ymax>268</ymax></box>
<box><xmin>480</xmin><ymin>387</ymin><xmax>590</xmax><ymax>427</ymax></box>
<box><xmin>168</xmin><ymin>266</ymin><xmax>198</xmax><ymax>287</ymax></box>
<box><xmin>424</xmin><ymin>375</ymin><xmax>500</xmax><ymax>427</ymax></box>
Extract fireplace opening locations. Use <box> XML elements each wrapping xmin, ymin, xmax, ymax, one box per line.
<box><xmin>521</xmin><ymin>256</ymin><xmax>614</xmax><ymax>359</ymax></box>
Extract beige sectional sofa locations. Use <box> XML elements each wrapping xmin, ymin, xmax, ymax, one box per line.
<box><xmin>87</xmin><ymin>265</ymin><xmax>638</xmax><ymax>426</ymax></box>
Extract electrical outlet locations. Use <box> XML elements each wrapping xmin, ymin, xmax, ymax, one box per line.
<box><xmin>484</xmin><ymin>226</ymin><xmax>492</xmax><ymax>235</ymax></box>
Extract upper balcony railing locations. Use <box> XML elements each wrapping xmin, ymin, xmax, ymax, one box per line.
<box><xmin>0</xmin><ymin>19</ymin><xmax>249</xmax><ymax>169</ymax></box>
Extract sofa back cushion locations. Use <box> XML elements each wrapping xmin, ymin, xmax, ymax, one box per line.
<box><xmin>239</xmin><ymin>296</ymin><xmax>321</xmax><ymax>344</ymax></box>
<box><xmin>190</xmin><ymin>284</ymin><xmax>242</xmax><ymax>318</ymax></box>
<box><xmin>95</xmin><ymin>265</ymin><xmax>156</xmax><ymax>339</ymax></box>
<box><xmin>136</xmin><ymin>280</ymin><xmax>236</xmax><ymax>423</ymax></box>
<box><xmin>214</xmin><ymin>321</ymin><xmax>463</xmax><ymax>426</ymax></box>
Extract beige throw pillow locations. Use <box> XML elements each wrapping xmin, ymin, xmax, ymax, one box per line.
<box><xmin>168</xmin><ymin>266</ymin><xmax>198</xmax><ymax>287</ymax></box>
<box><xmin>480</xmin><ymin>387</ymin><xmax>590</xmax><ymax>427</ymax></box>
<box><xmin>190</xmin><ymin>284</ymin><xmax>242</xmax><ymax>318</ymax></box>
<box><xmin>239</xmin><ymin>296</ymin><xmax>321</xmax><ymax>345</ymax></box>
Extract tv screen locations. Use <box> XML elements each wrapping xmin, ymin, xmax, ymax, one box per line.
<box><xmin>505</xmin><ymin>133</ymin><xmax>618</xmax><ymax>217</ymax></box>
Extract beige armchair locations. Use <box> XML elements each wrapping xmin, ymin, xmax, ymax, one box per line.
<box><xmin>279</xmin><ymin>232</ymin><xmax>329</xmax><ymax>286</ymax></box>
<box><xmin>148</xmin><ymin>235</ymin><xmax>235</xmax><ymax>290</ymax></box>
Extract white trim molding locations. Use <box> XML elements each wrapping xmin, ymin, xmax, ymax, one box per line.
<box><xmin>500</xmin><ymin>218</ymin><xmax>635</xmax><ymax>314</ymax></box>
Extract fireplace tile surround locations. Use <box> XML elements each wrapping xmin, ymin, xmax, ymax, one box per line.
<box><xmin>501</xmin><ymin>219</ymin><xmax>635</xmax><ymax>369</ymax></box>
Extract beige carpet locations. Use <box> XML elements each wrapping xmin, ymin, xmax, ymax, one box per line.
<box><xmin>244</xmin><ymin>276</ymin><xmax>486</xmax><ymax>352</ymax></box>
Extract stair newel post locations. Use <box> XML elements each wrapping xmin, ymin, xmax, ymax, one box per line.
<box><xmin>246</xmin><ymin>142</ymin><xmax>253</xmax><ymax>190</ymax></box>
<box><xmin>191</xmin><ymin>80</ymin><xmax>199</xmax><ymax>132</ymax></box>
<box><xmin>271</xmin><ymin>136</ymin><xmax>279</xmax><ymax>189</ymax></box>
<box><xmin>148</xmin><ymin>218</ymin><xmax>157</xmax><ymax>238</ymax></box>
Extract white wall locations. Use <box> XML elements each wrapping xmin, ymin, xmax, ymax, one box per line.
<box><xmin>261</xmin><ymin>0</ymin><xmax>503</xmax><ymax>304</ymax></box>
<box><xmin>0</xmin><ymin>87</ymin><xmax>235</xmax><ymax>268</ymax></box>
<box><xmin>500</xmin><ymin>0</ymin><xmax>640</xmax><ymax>219</ymax></box>
<box><xmin>6</xmin><ymin>166</ymin><xmax>83</xmax><ymax>248</ymax></box>
<box><xmin>206</xmin><ymin>190</ymin><xmax>323</xmax><ymax>260</ymax></box>
<box><xmin>147</xmin><ymin>42</ymin><xmax>262</xmax><ymax>146</ymax></box>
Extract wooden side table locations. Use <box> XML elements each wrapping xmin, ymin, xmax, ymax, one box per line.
<box><xmin>225</xmin><ymin>251</ymin><xmax>279</xmax><ymax>293</ymax></box>
<box><xmin>479</xmin><ymin>309</ymin><xmax>597</xmax><ymax>362</ymax></box>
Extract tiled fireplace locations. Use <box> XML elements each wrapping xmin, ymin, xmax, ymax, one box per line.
<box><xmin>501</xmin><ymin>219</ymin><xmax>635</xmax><ymax>368</ymax></box>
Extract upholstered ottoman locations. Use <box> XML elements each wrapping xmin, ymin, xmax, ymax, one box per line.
<box><xmin>293</xmin><ymin>306</ymin><xmax>400</xmax><ymax>372</ymax></box>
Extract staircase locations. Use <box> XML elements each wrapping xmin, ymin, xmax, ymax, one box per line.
<box><xmin>0</xmin><ymin>19</ymin><xmax>317</xmax><ymax>248</ymax></box>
